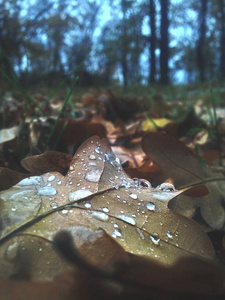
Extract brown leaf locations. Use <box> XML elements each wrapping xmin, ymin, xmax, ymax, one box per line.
<box><xmin>21</xmin><ymin>151</ymin><xmax>72</xmax><ymax>175</ymax></box>
<box><xmin>0</xmin><ymin>136</ymin><xmax>215</xmax><ymax>282</ymax></box>
<box><xmin>142</xmin><ymin>132</ymin><xmax>225</xmax><ymax>229</ymax></box>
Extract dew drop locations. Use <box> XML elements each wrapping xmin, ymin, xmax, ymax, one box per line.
<box><xmin>61</xmin><ymin>209</ymin><xmax>68</xmax><ymax>215</ymax></box>
<box><xmin>112</xmin><ymin>228</ymin><xmax>122</xmax><ymax>238</ymax></box>
<box><xmin>11</xmin><ymin>207</ymin><xmax>17</xmax><ymax>212</ymax></box>
<box><xmin>90</xmin><ymin>211</ymin><xmax>109</xmax><ymax>222</ymax></box>
<box><xmin>5</xmin><ymin>241</ymin><xmax>20</xmax><ymax>261</ymax></box>
<box><xmin>38</xmin><ymin>186</ymin><xmax>57</xmax><ymax>196</ymax></box>
<box><xmin>84</xmin><ymin>202</ymin><xmax>92</xmax><ymax>209</ymax></box>
<box><xmin>167</xmin><ymin>231</ymin><xmax>173</xmax><ymax>239</ymax></box>
<box><xmin>69</xmin><ymin>189</ymin><xmax>93</xmax><ymax>201</ymax></box>
<box><xmin>84</xmin><ymin>167</ymin><xmax>102</xmax><ymax>183</ymax></box>
<box><xmin>150</xmin><ymin>234</ymin><xmax>161</xmax><ymax>245</ymax></box>
<box><xmin>95</xmin><ymin>146</ymin><xmax>103</xmax><ymax>154</ymax></box>
<box><xmin>128</xmin><ymin>193</ymin><xmax>138</xmax><ymax>200</ymax></box>
<box><xmin>47</xmin><ymin>175</ymin><xmax>56</xmax><ymax>182</ymax></box>
<box><xmin>146</xmin><ymin>202</ymin><xmax>156</xmax><ymax>211</ymax></box>
<box><xmin>50</xmin><ymin>202</ymin><xmax>58</xmax><ymax>209</ymax></box>
<box><xmin>18</xmin><ymin>176</ymin><xmax>42</xmax><ymax>186</ymax></box>
<box><xmin>116</xmin><ymin>214</ymin><xmax>136</xmax><ymax>225</ymax></box>
<box><xmin>102</xmin><ymin>207</ymin><xmax>109</xmax><ymax>213</ymax></box>
<box><xmin>39</xmin><ymin>247</ymin><xmax>43</xmax><ymax>252</ymax></box>
<box><xmin>89</xmin><ymin>154</ymin><xmax>96</xmax><ymax>160</ymax></box>
<box><xmin>105</xmin><ymin>153</ymin><xmax>121</xmax><ymax>170</ymax></box>
<box><xmin>157</xmin><ymin>182</ymin><xmax>175</xmax><ymax>191</ymax></box>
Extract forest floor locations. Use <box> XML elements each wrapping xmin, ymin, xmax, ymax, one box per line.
<box><xmin>0</xmin><ymin>83</ymin><xmax>225</xmax><ymax>299</ymax></box>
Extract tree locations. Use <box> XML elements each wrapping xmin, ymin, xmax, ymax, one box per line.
<box><xmin>149</xmin><ymin>0</ymin><xmax>156</xmax><ymax>83</ymax></box>
<box><xmin>219</xmin><ymin>0</ymin><xmax>225</xmax><ymax>79</ymax></box>
<box><xmin>160</xmin><ymin>0</ymin><xmax>170</xmax><ymax>84</ymax></box>
<box><xmin>196</xmin><ymin>0</ymin><xmax>208</xmax><ymax>82</ymax></box>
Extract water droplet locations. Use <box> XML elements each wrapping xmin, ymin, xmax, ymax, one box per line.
<box><xmin>105</xmin><ymin>153</ymin><xmax>121</xmax><ymax>170</ymax></box>
<box><xmin>157</xmin><ymin>183</ymin><xmax>175</xmax><ymax>191</ymax></box>
<box><xmin>120</xmin><ymin>179</ymin><xmax>132</xmax><ymax>188</ymax></box>
<box><xmin>116</xmin><ymin>214</ymin><xmax>136</xmax><ymax>225</ymax></box>
<box><xmin>18</xmin><ymin>176</ymin><xmax>42</xmax><ymax>185</ymax></box>
<box><xmin>150</xmin><ymin>234</ymin><xmax>160</xmax><ymax>245</ymax></box>
<box><xmin>57</xmin><ymin>180</ymin><xmax>62</xmax><ymax>185</ymax></box>
<box><xmin>112</xmin><ymin>228</ymin><xmax>122</xmax><ymax>238</ymax></box>
<box><xmin>84</xmin><ymin>167</ymin><xmax>102</xmax><ymax>182</ymax></box>
<box><xmin>61</xmin><ymin>209</ymin><xmax>68</xmax><ymax>214</ymax></box>
<box><xmin>38</xmin><ymin>186</ymin><xmax>57</xmax><ymax>196</ymax></box>
<box><xmin>47</xmin><ymin>175</ymin><xmax>55</xmax><ymax>182</ymax></box>
<box><xmin>114</xmin><ymin>223</ymin><xmax>119</xmax><ymax>228</ymax></box>
<box><xmin>116</xmin><ymin>195</ymin><xmax>121</xmax><ymax>199</ymax></box>
<box><xmin>89</xmin><ymin>154</ymin><xmax>96</xmax><ymax>160</ymax></box>
<box><xmin>146</xmin><ymin>202</ymin><xmax>156</xmax><ymax>211</ymax></box>
<box><xmin>128</xmin><ymin>193</ymin><xmax>138</xmax><ymax>200</ymax></box>
<box><xmin>102</xmin><ymin>207</ymin><xmax>109</xmax><ymax>213</ymax></box>
<box><xmin>136</xmin><ymin>228</ymin><xmax>145</xmax><ymax>239</ymax></box>
<box><xmin>167</xmin><ymin>231</ymin><xmax>173</xmax><ymax>239</ymax></box>
<box><xmin>5</xmin><ymin>241</ymin><xmax>20</xmax><ymax>261</ymax></box>
<box><xmin>11</xmin><ymin>207</ymin><xmax>17</xmax><ymax>212</ymax></box>
<box><xmin>83</xmin><ymin>150</ymin><xmax>86</xmax><ymax>154</ymax></box>
<box><xmin>95</xmin><ymin>146</ymin><xmax>103</xmax><ymax>154</ymax></box>
<box><xmin>90</xmin><ymin>211</ymin><xmax>109</xmax><ymax>221</ymax></box>
<box><xmin>84</xmin><ymin>202</ymin><xmax>92</xmax><ymax>208</ymax></box>
<box><xmin>39</xmin><ymin>247</ymin><xmax>43</xmax><ymax>252</ymax></box>
<box><xmin>50</xmin><ymin>201</ymin><xmax>58</xmax><ymax>209</ymax></box>
<box><xmin>69</xmin><ymin>166</ymin><xmax>74</xmax><ymax>171</ymax></box>
<box><xmin>69</xmin><ymin>189</ymin><xmax>93</xmax><ymax>201</ymax></box>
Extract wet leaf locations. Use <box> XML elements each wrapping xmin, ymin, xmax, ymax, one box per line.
<box><xmin>142</xmin><ymin>132</ymin><xmax>225</xmax><ymax>229</ymax></box>
<box><xmin>0</xmin><ymin>136</ymin><xmax>214</xmax><ymax>281</ymax></box>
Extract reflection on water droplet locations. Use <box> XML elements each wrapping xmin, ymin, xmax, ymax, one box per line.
<box><xmin>112</xmin><ymin>228</ymin><xmax>122</xmax><ymax>238</ymax></box>
<box><xmin>114</xmin><ymin>223</ymin><xmax>119</xmax><ymax>228</ymax></box>
<box><xmin>90</xmin><ymin>211</ymin><xmax>109</xmax><ymax>221</ymax></box>
<box><xmin>95</xmin><ymin>146</ymin><xmax>103</xmax><ymax>154</ymax></box>
<box><xmin>69</xmin><ymin>189</ymin><xmax>93</xmax><ymax>201</ymax></box>
<box><xmin>102</xmin><ymin>207</ymin><xmax>109</xmax><ymax>213</ymax></box>
<box><xmin>84</xmin><ymin>202</ymin><xmax>92</xmax><ymax>208</ymax></box>
<box><xmin>105</xmin><ymin>153</ymin><xmax>121</xmax><ymax>171</ymax></box>
<box><xmin>38</xmin><ymin>186</ymin><xmax>57</xmax><ymax>196</ymax></box>
<box><xmin>5</xmin><ymin>241</ymin><xmax>20</xmax><ymax>261</ymax></box>
<box><xmin>146</xmin><ymin>202</ymin><xmax>156</xmax><ymax>211</ymax></box>
<box><xmin>150</xmin><ymin>234</ymin><xmax>160</xmax><ymax>245</ymax></box>
<box><xmin>61</xmin><ymin>209</ymin><xmax>68</xmax><ymax>214</ymax></box>
<box><xmin>83</xmin><ymin>150</ymin><xmax>86</xmax><ymax>154</ymax></box>
<box><xmin>157</xmin><ymin>183</ymin><xmax>175</xmax><ymax>191</ymax></box>
<box><xmin>116</xmin><ymin>214</ymin><xmax>136</xmax><ymax>225</ymax></box>
<box><xmin>39</xmin><ymin>247</ymin><xmax>43</xmax><ymax>252</ymax></box>
<box><xmin>84</xmin><ymin>167</ymin><xmax>102</xmax><ymax>182</ymax></box>
<box><xmin>48</xmin><ymin>175</ymin><xmax>55</xmax><ymax>182</ymax></box>
<box><xmin>11</xmin><ymin>207</ymin><xmax>17</xmax><ymax>212</ymax></box>
<box><xmin>128</xmin><ymin>193</ymin><xmax>138</xmax><ymax>200</ymax></box>
<box><xmin>136</xmin><ymin>228</ymin><xmax>145</xmax><ymax>240</ymax></box>
<box><xmin>167</xmin><ymin>231</ymin><xmax>173</xmax><ymax>239</ymax></box>
<box><xmin>89</xmin><ymin>154</ymin><xmax>96</xmax><ymax>160</ymax></box>
<box><xmin>18</xmin><ymin>176</ymin><xmax>42</xmax><ymax>185</ymax></box>
<box><xmin>50</xmin><ymin>201</ymin><xmax>58</xmax><ymax>209</ymax></box>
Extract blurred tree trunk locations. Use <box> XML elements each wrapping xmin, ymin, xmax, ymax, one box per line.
<box><xmin>121</xmin><ymin>0</ymin><xmax>128</xmax><ymax>87</ymax></box>
<box><xmin>160</xmin><ymin>0</ymin><xmax>169</xmax><ymax>84</ymax></box>
<box><xmin>196</xmin><ymin>0</ymin><xmax>208</xmax><ymax>82</ymax></box>
<box><xmin>149</xmin><ymin>0</ymin><xmax>156</xmax><ymax>83</ymax></box>
<box><xmin>219</xmin><ymin>0</ymin><xmax>225</xmax><ymax>79</ymax></box>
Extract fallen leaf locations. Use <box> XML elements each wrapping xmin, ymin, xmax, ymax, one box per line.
<box><xmin>0</xmin><ymin>136</ymin><xmax>215</xmax><ymax>281</ymax></box>
<box><xmin>142</xmin><ymin>132</ymin><xmax>225</xmax><ymax>229</ymax></box>
<box><xmin>0</xmin><ymin>126</ymin><xmax>18</xmax><ymax>144</ymax></box>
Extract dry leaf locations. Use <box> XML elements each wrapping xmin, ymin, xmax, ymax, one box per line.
<box><xmin>142</xmin><ymin>132</ymin><xmax>225</xmax><ymax>229</ymax></box>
